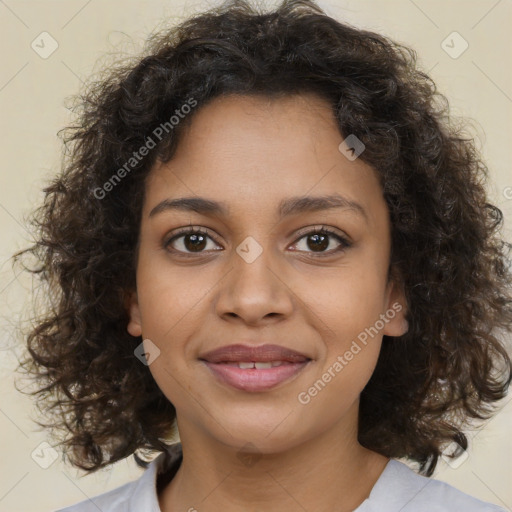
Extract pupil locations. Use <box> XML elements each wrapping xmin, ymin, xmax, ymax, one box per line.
<box><xmin>308</xmin><ymin>233</ymin><xmax>328</xmax><ymax>251</ymax></box>
<box><xmin>185</xmin><ymin>234</ymin><xmax>206</xmax><ymax>252</ymax></box>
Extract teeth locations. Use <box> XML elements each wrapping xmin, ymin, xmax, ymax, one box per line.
<box><xmin>255</xmin><ymin>362</ymin><xmax>273</xmax><ymax>369</ymax></box>
<box><xmin>234</xmin><ymin>361</ymin><xmax>285</xmax><ymax>369</ymax></box>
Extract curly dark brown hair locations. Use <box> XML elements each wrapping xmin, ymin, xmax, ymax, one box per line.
<box><xmin>13</xmin><ymin>0</ymin><xmax>512</xmax><ymax>477</ymax></box>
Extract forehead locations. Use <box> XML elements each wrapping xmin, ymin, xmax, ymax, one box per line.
<box><xmin>174</xmin><ymin>92</ymin><xmax>338</xmax><ymax>157</ymax></box>
<box><xmin>143</xmin><ymin>93</ymin><xmax>387</xmax><ymax>228</ymax></box>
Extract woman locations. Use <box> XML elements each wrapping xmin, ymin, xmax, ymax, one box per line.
<box><xmin>14</xmin><ymin>0</ymin><xmax>511</xmax><ymax>510</ymax></box>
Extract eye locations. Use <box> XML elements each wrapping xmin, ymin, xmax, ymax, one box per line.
<box><xmin>164</xmin><ymin>228</ymin><xmax>221</xmax><ymax>255</ymax></box>
<box><xmin>163</xmin><ymin>225</ymin><xmax>351</xmax><ymax>257</ymax></box>
<box><xmin>290</xmin><ymin>226</ymin><xmax>351</xmax><ymax>256</ymax></box>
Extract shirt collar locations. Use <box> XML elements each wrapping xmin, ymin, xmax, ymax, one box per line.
<box><xmin>129</xmin><ymin>442</ymin><xmax>183</xmax><ymax>512</ymax></box>
<box><xmin>127</xmin><ymin>444</ymin><xmax>412</xmax><ymax>512</ymax></box>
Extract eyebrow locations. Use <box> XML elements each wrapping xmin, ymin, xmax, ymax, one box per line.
<box><xmin>148</xmin><ymin>194</ymin><xmax>368</xmax><ymax>222</ymax></box>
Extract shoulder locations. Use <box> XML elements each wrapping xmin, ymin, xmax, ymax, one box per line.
<box><xmin>362</xmin><ymin>459</ymin><xmax>506</xmax><ymax>512</ymax></box>
<box><xmin>55</xmin><ymin>445</ymin><xmax>182</xmax><ymax>512</ymax></box>
<box><xmin>54</xmin><ymin>477</ymin><xmax>139</xmax><ymax>512</ymax></box>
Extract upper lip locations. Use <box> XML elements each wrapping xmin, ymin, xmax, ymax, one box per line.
<box><xmin>199</xmin><ymin>344</ymin><xmax>311</xmax><ymax>363</ymax></box>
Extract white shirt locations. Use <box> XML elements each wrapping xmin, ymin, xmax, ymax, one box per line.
<box><xmin>55</xmin><ymin>443</ymin><xmax>506</xmax><ymax>512</ymax></box>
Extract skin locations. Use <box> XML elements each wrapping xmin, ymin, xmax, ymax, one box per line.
<box><xmin>127</xmin><ymin>92</ymin><xmax>409</xmax><ymax>512</ymax></box>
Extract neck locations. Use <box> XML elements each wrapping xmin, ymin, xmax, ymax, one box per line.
<box><xmin>158</xmin><ymin>403</ymin><xmax>390</xmax><ymax>512</ymax></box>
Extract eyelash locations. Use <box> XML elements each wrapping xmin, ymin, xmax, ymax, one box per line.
<box><xmin>163</xmin><ymin>225</ymin><xmax>351</xmax><ymax>258</ymax></box>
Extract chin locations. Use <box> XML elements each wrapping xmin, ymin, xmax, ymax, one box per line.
<box><xmin>208</xmin><ymin>413</ymin><xmax>308</xmax><ymax>453</ymax></box>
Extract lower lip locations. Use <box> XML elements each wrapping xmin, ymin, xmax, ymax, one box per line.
<box><xmin>202</xmin><ymin>361</ymin><xmax>310</xmax><ymax>392</ymax></box>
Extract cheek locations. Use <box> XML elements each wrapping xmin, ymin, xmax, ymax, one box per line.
<box><xmin>298</xmin><ymin>264</ymin><xmax>386</xmax><ymax>396</ymax></box>
<box><xmin>135</xmin><ymin>267</ymin><xmax>201</xmax><ymax>405</ymax></box>
<box><xmin>298</xmin><ymin>264</ymin><xmax>386</xmax><ymax>343</ymax></box>
<box><xmin>136</xmin><ymin>260</ymin><xmax>203</xmax><ymax>337</ymax></box>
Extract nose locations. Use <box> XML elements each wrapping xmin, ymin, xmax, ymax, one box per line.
<box><xmin>214</xmin><ymin>242</ymin><xmax>294</xmax><ymax>326</ymax></box>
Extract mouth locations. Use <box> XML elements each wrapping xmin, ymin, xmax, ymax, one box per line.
<box><xmin>199</xmin><ymin>344</ymin><xmax>312</xmax><ymax>392</ymax></box>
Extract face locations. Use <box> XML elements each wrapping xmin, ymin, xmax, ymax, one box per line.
<box><xmin>127</xmin><ymin>92</ymin><xmax>408</xmax><ymax>453</ymax></box>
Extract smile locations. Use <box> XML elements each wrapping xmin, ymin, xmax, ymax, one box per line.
<box><xmin>223</xmin><ymin>360</ymin><xmax>290</xmax><ymax>368</ymax></box>
<box><xmin>202</xmin><ymin>360</ymin><xmax>310</xmax><ymax>392</ymax></box>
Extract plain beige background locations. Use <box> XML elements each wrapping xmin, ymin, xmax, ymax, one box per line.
<box><xmin>1</xmin><ymin>1</ymin><xmax>511</xmax><ymax>511</ymax></box>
